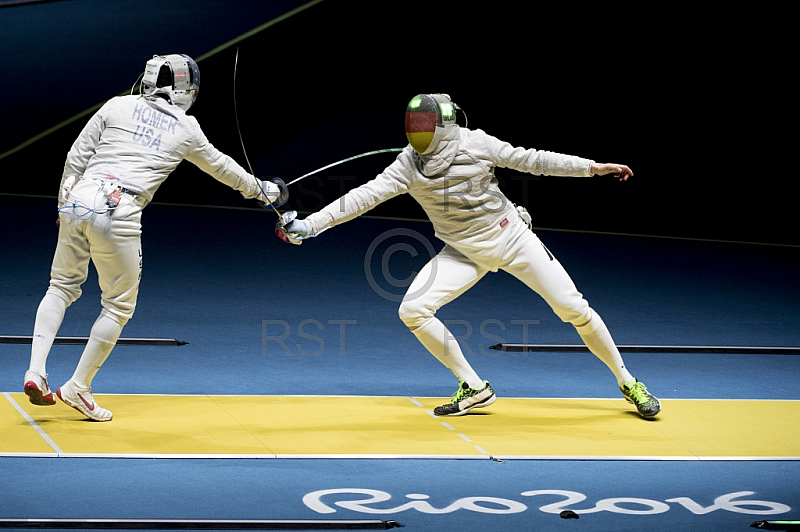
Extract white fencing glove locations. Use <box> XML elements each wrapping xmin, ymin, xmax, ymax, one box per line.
<box><xmin>275</xmin><ymin>211</ymin><xmax>313</xmax><ymax>245</ymax></box>
<box><xmin>258</xmin><ymin>178</ymin><xmax>289</xmax><ymax>208</ymax></box>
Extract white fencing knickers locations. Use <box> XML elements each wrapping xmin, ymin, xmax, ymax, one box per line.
<box><xmin>397</xmin><ymin>213</ymin><xmax>633</xmax><ymax>386</ymax></box>
<box><xmin>48</xmin><ymin>178</ymin><xmax>145</xmax><ymax>322</ymax></box>
<box><xmin>29</xmin><ymin>178</ymin><xmax>146</xmax><ymax>384</ymax></box>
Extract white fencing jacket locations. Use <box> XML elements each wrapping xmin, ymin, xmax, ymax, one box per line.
<box><xmin>60</xmin><ymin>95</ymin><xmax>262</xmax><ymax>206</ymax></box>
<box><xmin>306</xmin><ymin>126</ymin><xmax>594</xmax><ymax>265</ymax></box>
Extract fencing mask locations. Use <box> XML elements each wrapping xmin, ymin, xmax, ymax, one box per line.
<box><xmin>404</xmin><ymin>94</ymin><xmax>458</xmax><ymax>155</ymax></box>
<box><xmin>141</xmin><ymin>54</ymin><xmax>201</xmax><ymax>112</ymax></box>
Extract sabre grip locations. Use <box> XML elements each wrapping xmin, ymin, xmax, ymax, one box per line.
<box><xmin>258</xmin><ymin>178</ymin><xmax>289</xmax><ymax>208</ymax></box>
<box><xmin>275</xmin><ymin>210</ymin><xmax>303</xmax><ymax>245</ymax></box>
<box><xmin>270</xmin><ymin>177</ymin><xmax>289</xmax><ymax>207</ymax></box>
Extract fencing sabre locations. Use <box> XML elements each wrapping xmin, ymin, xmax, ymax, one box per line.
<box><xmin>276</xmin><ymin>148</ymin><xmax>403</xmax><ymax>244</ymax></box>
<box><xmin>233</xmin><ymin>48</ymin><xmax>287</xmax><ymax>224</ymax></box>
<box><xmin>285</xmin><ymin>148</ymin><xmax>403</xmax><ymax>187</ymax></box>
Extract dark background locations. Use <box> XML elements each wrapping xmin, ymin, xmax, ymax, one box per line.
<box><xmin>0</xmin><ymin>0</ymin><xmax>786</xmax><ymax>244</ymax></box>
<box><xmin>2</xmin><ymin>6</ymin><xmax>798</xmax><ymax>530</ymax></box>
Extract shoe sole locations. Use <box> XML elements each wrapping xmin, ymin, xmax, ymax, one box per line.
<box><xmin>435</xmin><ymin>392</ymin><xmax>496</xmax><ymax>417</ymax></box>
<box><xmin>24</xmin><ymin>381</ymin><xmax>56</xmax><ymax>406</ymax></box>
<box><xmin>56</xmin><ymin>388</ymin><xmax>113</xmax><ymax>422</ymax></box>
<box><xmin>623</xmin><ymin>395</ymin><xmax>661</xmax><ymax>418</ymax></box>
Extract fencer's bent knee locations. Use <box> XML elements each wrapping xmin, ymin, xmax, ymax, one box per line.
<box><xmin>46</xmin><ymin>284</ymin><xmax>80</xmax><ymax>307</ymax></box>
<box><xmin>571</xmin><ymin>307</ymin><xmax>598</xmax><ymax>331</ymax></box>
<box><xmin>552</xmin><ymin>296</ymin><xmax>592</xmax><ymax>327</ymax></box>
<box><xmin>100</xmin><ymin>296</ymin><xmax>136</xmax><ymax>325</ymax></box>
<box><xmin>398</xmin><ymin>298</ymin><xmax>434</xmax><ymax>330</ymax></box>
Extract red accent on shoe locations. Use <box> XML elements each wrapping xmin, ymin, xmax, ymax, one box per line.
<box><xmin>76</xmin><ymin>392</ymin><xmax>95</xmax><ymax>411</ymax></box>
<box><xmin>24</xmin><ymin>380</ymin><xmax>56</xmax><ymax>406</ymax></box>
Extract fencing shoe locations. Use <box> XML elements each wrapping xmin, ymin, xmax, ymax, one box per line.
<box><xmin>621</xmin><ymin>379</ymin><xmax>661</xmax><ymax>418</ymax></box>
<box><xmin>434</xmin><ymin>381</ymin><xmax>495</xmax><ymax>416</ymax></box>
<box><xmin>24</xmin><ymin>371</ymin><xmax>56</xmax><ymax>406</ymax></box>
<box><xmin>57</xmin><ymin>380</ymin><xmax>112</xmax><ymax>422</ymax></box>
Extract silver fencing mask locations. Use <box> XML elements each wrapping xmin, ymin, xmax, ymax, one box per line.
<box><xmin>141</xmin><ymin>54</ymin><xmax>201</xmax><ymax>112</ymax></box>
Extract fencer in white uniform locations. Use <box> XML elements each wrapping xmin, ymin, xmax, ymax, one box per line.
<box><xmin>24</xmin><ymin>54</ymin><xmax>286</xmax><ymax>421</ymax></box>
<box><xmin>278</xmin><ymin>94</ymin><xmax>660</xmax><ymax>418</ymax></box>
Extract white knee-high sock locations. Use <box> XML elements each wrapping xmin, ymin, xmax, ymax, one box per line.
<box><xmin>575</xmin><ymin>310</ymin><xmax>633</xmax><ymax>386</ymax></box>
<box><xmin>71</xmin><ymin>311</ymin><xmax>124</xmax><ymax>389</ymax></box>
<box><xmin>412</xmin><ymin>317</ymin><xmax>483</xmax><ymax>388</ymax></box>
<box><xmin>29</xmin><ymin>293</ymin><xmax>68</xmax><ymax>376</ymax></box>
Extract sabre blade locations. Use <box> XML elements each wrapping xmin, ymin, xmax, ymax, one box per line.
<box><xmin>234</xmin><ymin>48</ymin><xmax>284</xmax><ymax>219</ymax></box>
<box><xmin>286</xmin><ymin>148</ymin><xmax>403</xmax><ymax>187</ymax></box>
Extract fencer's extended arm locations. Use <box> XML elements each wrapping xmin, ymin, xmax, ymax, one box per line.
<box><xmin>276</xmin><ymin>166</ymin><xmax>408</xmax><ymax>245</ymax></box>
<box><xmin>303</xmin><ymin>152</ymin><xmax>412</xmax><ymax>235</ymax></box>
<box><xmin>184</xmin><ymin>127</ymin><xmax>283</xmax><ymax>205</ymax></box>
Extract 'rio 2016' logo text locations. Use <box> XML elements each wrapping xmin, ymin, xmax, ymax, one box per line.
<box><xmin>303</xmin><ymin>489</ymin><xmax>790</xmax><ymax>516</ymax></box>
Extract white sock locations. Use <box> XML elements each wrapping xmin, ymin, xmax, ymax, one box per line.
<box><xmin>71</xmin><ymin>312</ymin><xmax>123</xmax><ymax>389</ymax></box>
<box><xmin>412</xmin><ymin>317</ymin><xmax>483</xmax><ymax>389</ymax></box>
<box><xmin>29</xmin><ymin>293</ymin><xmax>68</xmax><ymax>376</ymax></box>
<box><xmin>575</xmin><ymin>310</ymin><xmax>633</xmax><ymax>386</ymax></box>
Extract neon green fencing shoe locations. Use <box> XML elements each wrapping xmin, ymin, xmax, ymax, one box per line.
<box><xmin>621</xmin><ymin>379</ymin><xmax>661</xmax><ymax>418</ymax></box>
<box><xmin>433</xmin><ymin>381</ymin><xmax>496</xmax><ymax>416</ymax></box>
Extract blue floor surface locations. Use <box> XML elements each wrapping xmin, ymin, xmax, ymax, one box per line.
<box><xmin>2</xmin><ymin>195</ymin><xmax>799</xmax><ymax>531</ymax></box>
<box><xmin>1</xmin><ymin>458</ymin><xmax>798</xmax><ymax>531</ymax></box>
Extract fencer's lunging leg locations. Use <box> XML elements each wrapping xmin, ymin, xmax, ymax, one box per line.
<box><xmin>574</xmin><ymin>309</ymin><xmax>633</xmax><ymax>386</ymax></box>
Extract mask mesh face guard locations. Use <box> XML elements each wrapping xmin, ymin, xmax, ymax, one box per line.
<box><xmin>405</xmin><ymin>94</ymin><xmax>457</xmax><ymax>154</ymax></box>
<box><xmin>141</xmin><ymin>54</ymin><xmax>200</xmax><ymax>111</ymax></box>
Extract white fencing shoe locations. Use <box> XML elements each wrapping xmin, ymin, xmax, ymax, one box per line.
<box><xmin>57</xmin><ymin>380</ymin><xmax>113</xmax><ymax>422</ymax></box>
<box><xmin>24</xmin><ymin>371</ymin><xmax>56</xmax><ymax>406</ymax></box>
